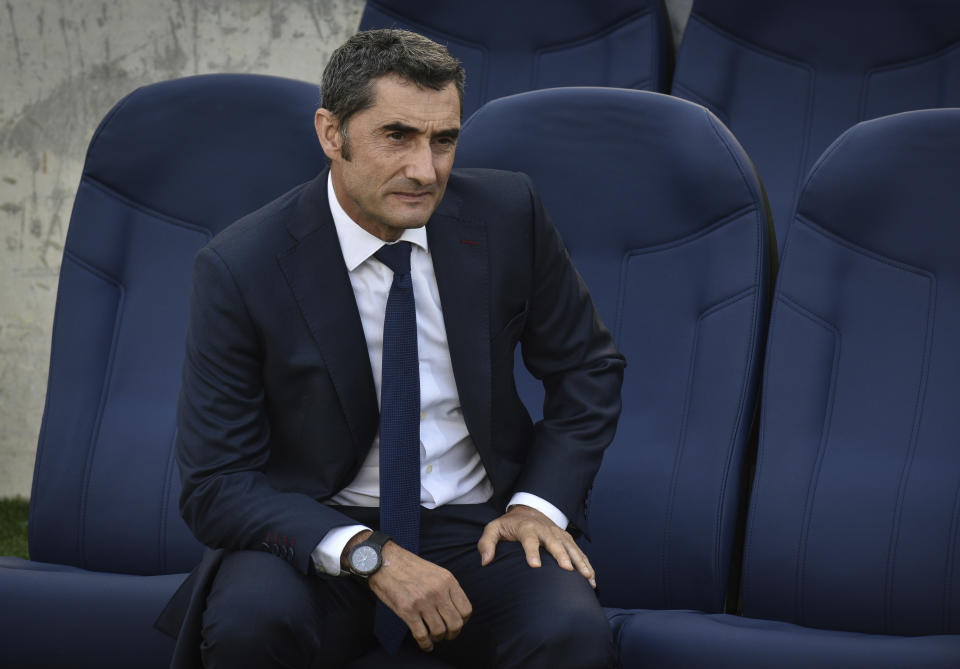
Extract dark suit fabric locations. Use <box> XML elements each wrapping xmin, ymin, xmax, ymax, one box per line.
<box><xmin>200</xmin><ymin>504</ymin><xmax>614</xmax><ymax>668</ymax></box>
<box><xmin>162</xmin><ymin>167</ymin><xmax>624</xmax><ymax>667</ymax></box>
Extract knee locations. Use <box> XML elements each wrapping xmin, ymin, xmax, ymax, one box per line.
<box><xmin>521</xmin><ymin>602</ymin><xmax>616</xmax><ymax>669</ymax></box>
<box><xmin>200</xmin><ymin>553</ymin><xmax>316</xmax><ymax>667</ymax></box>
<box><xmin>201</xmin><ymin>581</ymin><xmax>303</xmax><ymax>665</ymax></box>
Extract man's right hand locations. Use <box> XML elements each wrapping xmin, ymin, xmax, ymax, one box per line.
<box><xmin>344</xmin><ymin>533</ymin><xmax>471</xmax><ymax>652</ymax></box>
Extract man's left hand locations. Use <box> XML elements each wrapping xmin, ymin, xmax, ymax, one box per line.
<box><xmin>477</xmin><ymin>504</ymin><xmax>597</xmax><ymax>588</ymax></box>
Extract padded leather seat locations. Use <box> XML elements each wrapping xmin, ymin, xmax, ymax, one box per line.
<box><xmin>0</xmin><ymin>74</ymin><xmax>326</xmax><ymax>669</ymax></box>
<box><xmin>609</xmin><ymin>609</ymin><xmax>960</xmax><ymax>668</ymax></box>
<box><xmin>614</xmin><ymin>109</ymin><xmax>960</xmax><ymax>668</ymax></box>
<box><xmin>457</xmin><ymin>87</ymin><xmax>773</xmax><ymax>618</ymax></box>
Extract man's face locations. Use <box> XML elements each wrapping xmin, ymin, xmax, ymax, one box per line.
<box><xmin>317</xmin><ymin>74</ymin><xmax>461</xmax><ymax>242</ymax></box>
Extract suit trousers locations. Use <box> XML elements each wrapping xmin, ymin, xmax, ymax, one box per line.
<box><xmin>199</xmin><ymin>503</ymin><xmax>615</xmax><ymax>669</ymax></box>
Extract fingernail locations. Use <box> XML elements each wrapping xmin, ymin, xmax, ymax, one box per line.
<box><xmin>590</xmin><ymin>577</ymin><xmax>597</xmax><ymax>588</ymax></box>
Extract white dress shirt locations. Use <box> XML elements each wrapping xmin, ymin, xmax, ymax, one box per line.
<box><xmin>312</xmin><ymin>174</ymin><xmax>568</xmax><ymax>575</ymax></box>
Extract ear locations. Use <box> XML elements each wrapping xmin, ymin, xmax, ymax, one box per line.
<box><xmin>315</xmin><ymin>108</ymin><xmax>343</xmax><ymax>162</ymax></box>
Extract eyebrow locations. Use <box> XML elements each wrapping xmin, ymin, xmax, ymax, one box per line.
<box><xmin>382</xmin><ymin>122</ymin><xmax>460</xmax><ymax>140</ymax></box>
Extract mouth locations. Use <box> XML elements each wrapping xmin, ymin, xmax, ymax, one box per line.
<box><xmin>390</xmin><ymin>191</ymin><xmax>433</xmax><ymax>202</ymax></box>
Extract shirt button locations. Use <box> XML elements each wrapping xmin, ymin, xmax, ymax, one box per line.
<box><xmin>420</xmin><ymin>412</ymin><xmax>426</xmax><ymax>420</ymax></box>
<box><xmin>426</xmin><ymin>464</ymin><xmax>433</xmax><ymax>475</ymax></box>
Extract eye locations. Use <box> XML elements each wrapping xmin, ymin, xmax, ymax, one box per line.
<box><xmin>387</xmin><ymin>131</ymin><xmax>405</xmax><ymax>141</ymax></box>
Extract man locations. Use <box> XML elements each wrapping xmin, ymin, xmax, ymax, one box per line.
<box><xmin>163</xmin><ymin>29</ymin><xmax>625</xmax><ymax>668</ymax></box>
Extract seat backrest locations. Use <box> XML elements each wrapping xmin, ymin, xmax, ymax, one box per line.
<box><xmin>360</xmin><ymin>0</ymin><xmax>669</xmax><ymax>118</ymax></box>
<box><xmin>29</xmin><ymin>74</ymin><xmax>327</xmax><ymax>575</ymax></box>
<box><xmin>457</xmin><ymin>88</ymin><xmax>773</xmax><ymax>612</ymax></box>
<box><xmin>672</xmin><ymin>0</ymin><xmax>960</xmax><ymax>250</ymax></box>
<box><xmin>742</xmin><ymin>109</ymin><xmax>960</xmax><ymax>636</ymax></box>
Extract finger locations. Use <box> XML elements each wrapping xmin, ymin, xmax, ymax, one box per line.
<box><xmin>450</xmin><ymin>585</ymin><xmax>473</xmax><ymax>621</ymax></box>
<box><xmin>477</xmin><ymin>520</ymin><xmax>503</xmax><ymax>566</ymax></box>
<box><xmin>566</xmin><ymin>541</ymin><xmax>597</xmax><ymax>588</ymax></box>
<box><xmin>542</xmin><ymin>534</ymin><xmax>574</xmax><ymax>571</ymax></box>
<box><xmin>422</xmin><ymin>608</ymin><xmax>448</xmax><ymax>643</ymax></box>
<box><xmin>408</xmin><ymin>617</ymin><xmax>434</xmax><ymax>652</ymax></box>
<box><xmin>520</xmin><ymin>534</ymin><xmax>542</xmax><ymax>568</ymax></box>
<box><xmin>438</xmin><ymin>598</ymin><xmax>466</xmax><ymax>641</ymax></box>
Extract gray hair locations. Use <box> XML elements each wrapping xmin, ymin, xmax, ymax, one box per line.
<box><xmin>320</xmin><ymin>29</ymin><xmax>466</xmax><ymax>131</ymax></box>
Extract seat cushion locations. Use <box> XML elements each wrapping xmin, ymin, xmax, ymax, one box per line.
<box><xmin>0</xmin><ymin>557</ymin><xmax>187</xmax><ymax>669</ymax></box>
<box><xmin>607</xmin><ymin>608</ymin><xmax>960</xmax><ymax>668</ymax></box>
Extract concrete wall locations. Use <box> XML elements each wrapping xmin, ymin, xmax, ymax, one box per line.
<box><xmin>0</xmin><ymin>0</ymin><xmax>692</xmax><ymax>499</ymax></box>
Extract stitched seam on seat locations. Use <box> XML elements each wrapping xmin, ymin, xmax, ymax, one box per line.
<box><xmin>883</xmin><ymin>270</ymin><xmax>936</xmax><ymax>634</ymax></box>
<box><xmin>862</xmin><ymin>38</ymin><xmax>960</xmax><ymax>116</ymax></box>
<box><xmin>28</xmin><ymin>251</ymin><xmax>81</xmax><ymax>553</ymax></box>
<box><xmin>533</xmin><ymin>9</ymin><xmax>655</xmax><ymax>89</ymax></box>
<box><xmin>82</xmin><ymin>176</ymin><xmax>213</xmax><ymax>239</ymax></box>
<box><xmin>774</xmin><ymin>293</ymin><xmax>841</xmax><ymax>627</ymax></box>
<box><xmin>682</xmin><ymin>14</ymin><xmax>811</xmax><ymax>70</ymax></box>
<box><xmin>158</xmin><ymin>428</ymin><xmax>179</xmax><ymax>574</ymax></box>
<box><xmin>945</xmin><ymin>470</ymin><xmax>960</xmax><ymax>632</ymax></box>
<box><xmin>661</xmin><ymin>286</ymin><xmax>758</xmax><ymax>610</ymax></box>
<box><xmin>615</xmin><ymin>204</ymin><xmax>757</xmax><ymax>344</ymax></box>
<box><xmin>795</xmin><ymin>215</ymin><xmax>935</xmax><ymax>279</ymax></box>
<box><xmin>661</xmin><ymin>303</ymin><xmax>701</xmax><ymax>607</ymax></box>
<box><xmin>536</xmin><ymin>8</ymin><xmax>654</xmax><ymax>55</ymax></box>
<box><xmin>711</xmin><ymin>280</ymin><xmax>762</xmax><ymax>612</ymax></box>
<box><xmin>624</xmin><ymin>203</ymin><xmax>758</xmax><ymax>257</ymax></box>
<box><xmin>860</xmin><ymin>41</ymin><xmax>960</xmax><ymax>115</ymax></box>
<box><xmin>61</xmin><ymin>250</ymin><xmax>126</xmax><ymax>571</ymax></box>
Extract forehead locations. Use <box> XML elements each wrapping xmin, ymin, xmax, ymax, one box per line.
<box><xmin>361</xmin><ymin>74</ymin><xmax>461</xmax><ymax>127</ymax></box>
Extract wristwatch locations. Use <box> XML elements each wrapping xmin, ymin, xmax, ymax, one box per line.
<box><xmin>347</xmin><ymin>530</ymin><xmax>391</xmax><ymax>579</ymax></box>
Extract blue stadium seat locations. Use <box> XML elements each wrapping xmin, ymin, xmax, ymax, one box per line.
<box><xmin>0</xmin><ymin>74</ymin><xmax>326</xmax><ymax>668</ymax></box>
<box><xmin>457</xmin><ymin>87</ymin><xmax>773</xmax><ymax>626</ymax></box>
<box><xmin>360</xmin><ymin>0</ymin><xmax>670</xmax><ymax>118</ymax></box>
<box><xmin>614</xmin><ymin>109</ymin><xmax>960</xmax><ymax>667</ymax></box>
<box><xmin>671</xmin><ymin>0</ymin><xmax>960</xmax><ymax>250</ymax></box>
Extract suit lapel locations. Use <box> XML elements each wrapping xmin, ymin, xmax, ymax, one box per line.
<box><xmin>276</xmin><ymin>172</ymin><xmax>379</xmax><ymax>453</ymax></box>
<box><xmin>427</xmin><ymin>196</ymin><xmax>492</xmax><ymax>454</ymax></box>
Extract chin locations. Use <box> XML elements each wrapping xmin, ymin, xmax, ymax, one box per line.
<box><xmin>387</xmin><ymin>213</ymin><xmax>431</xmax><ymax>229</ymax></box>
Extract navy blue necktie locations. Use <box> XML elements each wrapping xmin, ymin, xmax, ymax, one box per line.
<box><xmin>373</xmin><ymin>241</ymin><xmax>421</xmax><ymax>652</ymax></box>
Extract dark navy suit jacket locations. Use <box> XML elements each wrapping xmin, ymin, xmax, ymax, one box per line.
<box><xmin>157</xmin><ymin>167</ymin><xmax>624</xmax><ymax>665</ymax></box>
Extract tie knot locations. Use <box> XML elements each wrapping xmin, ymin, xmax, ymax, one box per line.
<box><xmin>374</xmin><ymin>241</ymin><xmax>413</xmax><ymax>276</ymax></box>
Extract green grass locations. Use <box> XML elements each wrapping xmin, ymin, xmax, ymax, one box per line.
<box><xmin>0</xmin><ymin>497</ymin><xmax>30</xmax><ymax>559</ymax></box>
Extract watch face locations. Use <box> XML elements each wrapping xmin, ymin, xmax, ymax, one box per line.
<box><xmin>351</xmin><ymin>545</ymin><xmax>380</xmax><ymax>575</ymax></box>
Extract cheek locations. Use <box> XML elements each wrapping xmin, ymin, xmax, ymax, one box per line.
<box><xmin>435</xmin><ymin>154</ymin><xmax>456</xmax><ymax>179</ymax></box>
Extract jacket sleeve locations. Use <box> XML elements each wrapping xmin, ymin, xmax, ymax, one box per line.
<box><xmin>176</xmin><ymin>245</ymin><xmax>359</xmax><ymax>575</ymax></box>
<box><xmin>514</xmin><ymin>174</ymin><xmax>626</xmax><ymax>535</ymax></box>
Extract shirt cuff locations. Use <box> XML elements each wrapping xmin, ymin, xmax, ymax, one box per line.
<box><xmin>311</xmin><ymin>524</ymin><xmax>370</xmax><ymax>576</ymax></box>
<box><xmin>508</xmin><ymin>492</ymin><xmax>569</xmax><ymax>530</ymax></box>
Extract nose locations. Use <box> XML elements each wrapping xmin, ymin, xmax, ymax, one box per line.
<box><xmin>404</xmin><ymin>140</ymin><xmax>437</xmax><ymax>187</ymax></box>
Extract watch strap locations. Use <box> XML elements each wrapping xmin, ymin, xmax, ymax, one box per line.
<box><xmin>364</xmin><ymin>530</ymin><xmax>391</xmax><ymax>550</ymax></box>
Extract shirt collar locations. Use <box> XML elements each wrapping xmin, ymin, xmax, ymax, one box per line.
<box><xmin>327</xmin><ymin>172</ymin><xmax>429</xmax><ymax>272</ymax></box>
